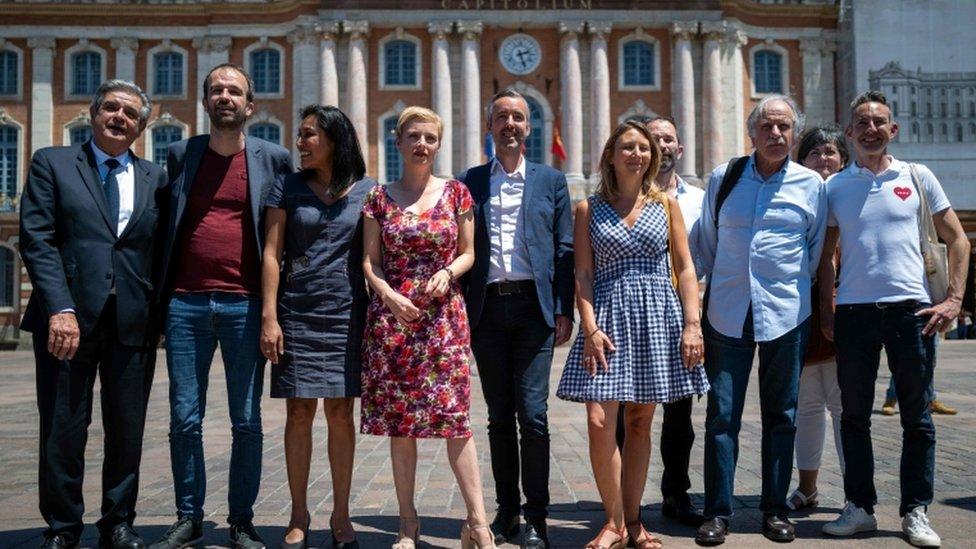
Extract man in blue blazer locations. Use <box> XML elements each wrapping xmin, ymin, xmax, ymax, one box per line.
<box><xmin>458</xmin><ymin>89</ymin><xmax>574</xmax><ymax>549</ymax></box>
<box><xmin>150</xmin><ymin>64</ymin><xmax>291</xmax><ymax>549</ymax></box>
<box><xmin>20</xmin><ymin>80</ymin><xmax>167</xmax><ymax>549</ymax></box>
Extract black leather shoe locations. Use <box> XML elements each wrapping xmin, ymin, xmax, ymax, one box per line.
<box><xmin>521</xmin><ymin>519</ymin><xmax>549</xmax><ymax>548</ymax></box>
<box><xmin>39</xmin><ymin>533</ymin><xmax>78</xmax><ymax>549</ymax></box>
<box><xmin>148</xmin><ymin>516</ymin><xmax>203</xmax><ymax>549</ymax></box>
<box><xmin>490</xmin><ymin>510</ymin><xmax>520</xmax><ymax>544</ymax></box>
<box><xmin>99</xmin><ymin>524</ymin><xmax>145</xmax><ymax>549</ymax></box>
<box><xmin>761</xmin><ymin>514</ymin><xmax>795</xmax><ymax>543</ymax></box>
<box><xmin>695</xmin><ymin>517</ymin><xmax>728</xmax><ymax>546</ymax></box>
<box><xmin>662</xmin><ymin>495</ymin><xmax>706</xmax><ymax>528</ymax></box>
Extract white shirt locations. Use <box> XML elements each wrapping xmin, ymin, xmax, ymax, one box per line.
<box><xmin>487</xmin><ymin>156</ymin><xmax>534</xmax><ymax>283</ymax></box>
<box><xmin>673</xmin><ymin>176</ymin><xmax>706</xmax><ymax>278</ymax></box>
<box><xmin>826</xmin><ymin>157</ymin><xmax>951</xmax><ymax>305</ymax></box>
<box><xmin>90</xmin><ymin>142</ymin><xmax>135</xmax><ymax>237</ymax></box>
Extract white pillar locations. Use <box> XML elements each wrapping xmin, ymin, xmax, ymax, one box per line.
<box><xmin>588</xmin><ymin>22</ymin><xmax>612</xmax><ymax>177</ymax></box>
<box><xmin>800</xmin><ymin>37</ymin><xmax>837</xmax><ymax>124</ymax></box>
<box><xmin>670</xmin><ymin>21</ymin><xmax>698</xmax><ymax>180</ymax></box>
<box><xmin>429</xmin><ymin>22</ymin><xmax>454</xmax><ymax>177</ymax></box>
<box><xmin>289</xmin><ymin>23</ymin><xmax>320</xmax><ymax>155</ymax></box>
<box><xmin>192</xmin><ymin>35</ymin><xmax>231</xmax><ymax>135</ymax></box>
<box><xmin>28</xmin><ymin>38</ymin><xmax>55</xmax><ymax>153</ymax></box>
<box><xmin>559</xmin><ymin>21</ymin><xmax>585</xmax><ymax>195</ymax></box>
<box><xmin>111</xmin><ymin>37</ymin><xmax>138</xmax><ymax>83</ymax></box>
<box><xmin>318</xmin><ymin>21</ymin><xmax>340</xmax><ymax>107</ymax></box>
<box><xmin>458</xmin><ymin>21</ymin><xmax>483</xmax><ymax>170</ymax></box>
<box><xmin>701</xmin><ymin>22</ymin><xmax>725</xmax><ymax>174</ymax></box>
<box><xmin>344</xmin><ymin>20</ymin><xmax>370</xmax><ymax>160</ymax></box>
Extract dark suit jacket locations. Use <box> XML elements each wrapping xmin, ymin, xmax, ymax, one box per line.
<box><xmin>19</xmin><ymin>142</ymin><xmax>168</xmax><ymax>347</ymax></box>
<box><xmin>157</xmin><ymin>135</ymin><xmax>292</xmax><ymax>304</ymax></box>
<box><xmin>457</xmin><ymin>160</ymin><xmax>574</xmax><ymax>329</ymax></box>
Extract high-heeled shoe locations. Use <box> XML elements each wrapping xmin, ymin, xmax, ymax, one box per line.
<box><xmin>281</xmin><ymin>512</ymin><xmax>311</xmax><ymax>549</ymax></box>
<box><xmin>330</xmin><ymin>515</ymin><xmax>360</xmax><ymax>548</ymax></box>
<box><xmin>460</xmin><ymin>522</ymin><xmax>497</xmax><ymax>549</ymax></box>
<box><xmin>391</xmin><ymin>516</ymin><xmax>420</xmax><ymax>549</ymax></box>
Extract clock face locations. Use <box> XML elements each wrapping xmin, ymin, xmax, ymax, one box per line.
<box><xmin>499</xmin><ymin>34</ymin><xmax>542</xmax><ymax>76</ymax></box>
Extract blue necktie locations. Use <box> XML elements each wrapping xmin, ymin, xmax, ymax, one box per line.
<box><xmin>103</xmin><ymin>158</ymin><xmax>121</xmax><ymax>232</ymax></box>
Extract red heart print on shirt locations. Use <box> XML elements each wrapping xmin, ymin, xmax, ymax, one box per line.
<box><xmin>893</xmin><ymin>187</ymin><xmax>912</xmax><ymax>201</ymax></box>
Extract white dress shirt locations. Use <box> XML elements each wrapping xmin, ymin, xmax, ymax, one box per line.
<box><xmin>487</xmin><ymin>156</ymin><xmax>534</xmax><ymax>283</ymax></box>
<box><xmin>673</xmin><ymin>176</ymin><xmax>706</xmax><ymax>278</ymax></box>
<box><xmin>90</xmin><ymin>142</ymin><xmax>135</xmax><ymax>237</ymax></box>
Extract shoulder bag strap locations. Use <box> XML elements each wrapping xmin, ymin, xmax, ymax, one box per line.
<box><xmin>662</xmin><ymin>196</ymin><xmax>678</xmax><ymax>289</ymax></box>
<box><xmin>907</xmin><ymin>163</ymin><xmax>938</xmax><ymax>253</ymax></box>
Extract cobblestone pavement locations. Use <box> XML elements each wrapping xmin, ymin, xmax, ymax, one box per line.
<box><xmin>1</xmin><ymin>341</ymin><xmax>974</xmax><ymax>548</ymax></box>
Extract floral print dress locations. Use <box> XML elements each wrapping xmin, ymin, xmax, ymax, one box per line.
<box><xmin>360</xmin><ymin>179</ymin><xmax>474</xmax><ymax>439</ymax></box>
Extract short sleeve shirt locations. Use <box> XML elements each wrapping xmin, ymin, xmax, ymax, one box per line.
<box><xmin>826</xmin><ymin>157</ymin><xmax>951</xmax><ymax>304</ymax></box>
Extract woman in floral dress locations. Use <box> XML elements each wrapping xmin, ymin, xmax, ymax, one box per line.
<box><xmin>361</xmin><ymin>106</ymin><xmax>495</xmax><ymax>549</ymax></box>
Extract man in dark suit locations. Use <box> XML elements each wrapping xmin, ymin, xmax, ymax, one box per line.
<box><xmin>458</xmin><ymin>89</ymin><xmax>574</xmax><ymax>549</ymax></box>
<box><xmin>149</xmin><ymin>64</ymin><xmax>291</xmax><ymax>549</ymax></box>
<box><xmin>20</xmin><ymin>80</ymin><xmax>167</xmax><ymax>549</ymax></box>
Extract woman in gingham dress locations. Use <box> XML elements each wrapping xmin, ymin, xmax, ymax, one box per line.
<box><xmin>557</xmin><ymin>121</ymin><xmax>708</xmax><ymax>549</ymax></box>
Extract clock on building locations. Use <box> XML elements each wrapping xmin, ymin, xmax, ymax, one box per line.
<box><xmin>499</xmin><ymin>33</ymin><xmax>542</xmax><ymax>75</ymax></box>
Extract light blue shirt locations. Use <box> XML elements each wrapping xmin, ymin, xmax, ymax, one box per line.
<box><xmin>695</xmin><ymin>155</ymin><xmax>827</xmax><ymax>341</ymax></box>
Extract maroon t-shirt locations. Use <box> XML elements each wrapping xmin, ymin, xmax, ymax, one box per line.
<box><xmin>172</xmin><ymin>147</ymin><xmax>261</xmax><ymax>295</ymax></box>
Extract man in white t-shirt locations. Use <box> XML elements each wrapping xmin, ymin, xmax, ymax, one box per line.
<box><xmin>818</xmin><ymin>91</ymin><xmax>971</xmax><ymax>548</ymax></box>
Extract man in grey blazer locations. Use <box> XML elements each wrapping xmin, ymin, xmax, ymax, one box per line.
<box><xmin>150</xmin><ymin>64</ymin><xmax>291</xmax><ymax>549</ymax></box>
<box><xmin>458</xmin><ymin>89</ymin><xmax>574</xmax><ymax>549</ymax></box>
<box><xmin>20</xmin><ymin>79</ymin><xmax>167</xmax><ymax>549</ymax></box>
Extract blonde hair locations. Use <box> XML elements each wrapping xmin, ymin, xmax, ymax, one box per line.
<box><xmin>595</xmin><ymin>121</ymin><xmax>664</xmax><ymax>204</ymax></box>
<box><xmin>395</xmin><ymin>106</ymin><xmax>443</xmax><ymax>140</ymax></box>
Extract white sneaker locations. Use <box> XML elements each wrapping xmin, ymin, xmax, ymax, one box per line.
<box><xmin>822</xmin><ymin>502</ymin><xmax>878</xmax><ymax>536</ymax></box>
<box><xmin>902</xmin><ymin>507</ymin><xmax>941</xmax><ymax>547</ymax></box>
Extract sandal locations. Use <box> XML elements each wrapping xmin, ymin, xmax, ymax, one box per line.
<box><xmin>625</xmin><ymin>521</ymin><xmax>663</xmax><ymax>549</ymax></box>
<box><xmin>391</xmin><ymin>516</ymin><xmax>420</xmax><ymax>549</ymax></box>
<box><xmin>786</xmin><ymin>488</ymin><xmax>819</xmax><ymax>510</ymax></box>
<box><xmin>585</xmin><ymin>523</ymin><xmax>628</xmax><ymax>549</ymax></box>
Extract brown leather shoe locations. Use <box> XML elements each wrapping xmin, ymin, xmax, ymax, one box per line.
<box><xmin>881</xmin><ymin>398</ymin><xmax>897</xmax><ymax>416</ymax></box>
<box><xmin>930</xmin><ymin>399</ymin><xmax>958</xmax><ymax>415</ymax></box>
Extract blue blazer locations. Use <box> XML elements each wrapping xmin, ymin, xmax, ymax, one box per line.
<box><xmin>19</xmin><ymin>142</ymin><xmax>168</xmax><ymax>346</ymax></box>
<box><xmin>157</xmin><ymin>135</ymin><xmax>293</xmax><ymax>303</ymax></box>
<box><xmin>457</xmin><ymin>160</ymin><xmax>574</xmax><ymax>329</ymax></box>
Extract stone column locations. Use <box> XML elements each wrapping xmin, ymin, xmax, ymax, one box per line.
<box><xmin>670</xmin><ymin>21</ymin><xmax>698</xmax><ymax>179</ymax></box>
<box><xmin>192</xmin><ymin>35</ymin><xmax>232</xmax><ymax>134</ymax></box>
<box><xmin>559</xmin><ymin>21</ymin><xmax>585</xmax><ymax>194</ymax></box>
<box><xmin>344</xmin><ymin>20</ymin><xmax>369</xmax><ymax>159</ymax></box>
<box><xmin>318</xmin><ymin>21</ymin><xmax>340</xmax><ymax>107</ymax></box>
<box><xmin>700</xmin><ymin>22</ymin><xmax>725</xmax><ymax>174</ymax></box>
<box><xmin>800</xmin><ymin>37</ymin><xmax>837</xmax><ymax>124</ymax></box>
<box><xmin>111</xmin><ymin>37</ymin><xmax>138</xmax><ymax>83</ymax></box>
<box><xmin>429</xmin><ymin>22</ymin><xmax>454</xmax><ymax>177</ymax></box>
<box><xmin>588</xmin><ymin>22</ymin><xmax>612</xmax><ymax>177</ymax></box>
<box><xmin>458</xmin><ymin>21</ymin><xmax>483</xmax><ymax>169</ymax></box>
<box><xmin>289</xmin><ymin>24</ymin><xmax>320</xmax><ymax>154</ymax></box>
<box><xmin>28</xmin><ymin>38</ymin><xmax>55</xmax><ymax>153</ymax></box>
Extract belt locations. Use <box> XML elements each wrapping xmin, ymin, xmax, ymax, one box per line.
<box><xmin>487</xmin><ymin>279</ymin><xmax>536</xmax><ymax>296</ymax></box>
<box><xmin>840</xmin><ymin>299</ymin><xmax>924</xmax><ymax>310</ymax></box>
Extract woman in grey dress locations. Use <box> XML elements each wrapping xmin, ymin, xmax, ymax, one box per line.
<box><xmin>260</xmin><ymin>105</ymin><xmax>374</xmax><ymax>548</ymax></box>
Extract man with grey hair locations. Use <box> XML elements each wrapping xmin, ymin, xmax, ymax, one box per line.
<box><xmin>693</xmin><ymin>94</ymin><xmax>827</xmax><ymax>545</ymax></box>
<box><xmin>20</xmin><ymin>79</ymin><xmax>167</xmax><ymax>549</ymax></box>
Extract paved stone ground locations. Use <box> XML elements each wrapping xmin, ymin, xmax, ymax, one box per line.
<box><xmin>1</xmin><ymin>341</ymin><xmax>974</xmax><ymax>548</ymax></box>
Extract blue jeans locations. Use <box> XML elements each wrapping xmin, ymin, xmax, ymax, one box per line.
<box><xmin>702</xmin><ymin>310</ymin><xmax>807</xmax><ymax>519</ymax></box>
<box><xmin>835</xmin><ymin>302</ymin><xmax>935</xmax><ymax>516</ymax></box>
<box><xmin>165</xmin><ymin>293</ymin><xmax>265</xmax><ymax>524</ymax></box>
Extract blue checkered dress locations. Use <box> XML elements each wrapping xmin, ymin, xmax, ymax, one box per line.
<box><xmin>557</xmin><ymin>195</ymin><xmax>710</xmax><ymax>404</ymax></box>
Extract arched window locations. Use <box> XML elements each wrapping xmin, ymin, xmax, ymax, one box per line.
<box><xmin>926</xmin><ymin>123</ymin><xmax>933</xmax><ymax>142</ymax></box>
<box><xmin>152</xmin><ymin>125</ymin><xmax>183</xmax><ymax>167</ymax></box>
<box><xmin>250</xmin><ymin>48</ymin><xmax>281</xmax><ymax>95</ymax></box>
<box><xmin>622</xmin><ymin>40</ymin><xmax>655</xmax><ymax>88</ymax></box>
<box><xmin>384</xmin><ymin>40</ymin><xmax>418</xmax><ymax>87</ymax></box>
<box><xmin>911</xmin><ymin>101</ymin><xmax>917</xmax><ymax>116</ymax></box>
<box><xmin>0</xmin><ymin>246</ymin><xmax>14</xmax><ymax>309</ymax></box>
<box><xmin>248</xmin><ymin>123</ymin><xmax>280</xmax><ymax>145</ymax></box>
<box><xmin>153</xmin><ymin>51</ymin><xmax>184</xmax><ymax>96</ymax></box>
<box><xmin>0</xmin><ymin>50</ymin><xmax>17</xmax><ymax>96</ymax></box>
<box><xmin>956</xmin><ymin>124</ymin><xmax>963</xmax><ymax>142</ymax></box>
<box><xmin>753</xmin><ymin>50</ymin><xmax>783</xmax><ymax>94</ymax></box>
<box><xmin>524</xmin><ymin>97</ymin><xmax>544</xmax><ymax>164</ymax></box>
<box><xmin>383</xmin><ymin>116</ymin><xmax>402</xmax><ymax>183</ymax></box>
<box><xmin>0</xmin><ymin>125</ymin><xmax>17</xmax><ymax>209</ymax></box>
<box><xmin>69</xmin><ymin>125</ymin><xmax>92</xmax><ymax>145</ymax></box>
<box><xmin>893</xmin><ymin>101</ymin><xmax>899</xmax><ymax>117</ymax></box>
<box><xmin>72</xmin><ymin>51</ymin><xmax>101</xmax><ymax>96</ymax></box>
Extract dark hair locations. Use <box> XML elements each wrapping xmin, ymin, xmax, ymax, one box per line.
<box><xmin>485</xmin><ymin>88</ymin><xmax>528</xmax><ymax>121</ymax></box>
<box><xmin>90</xmin><ymin>79</ymin><xmax>152</xmax><ymax>127</ymax></box>
<box><xmin>797</xmin><ymin>124</ymin><xmax>850</xmax><ymax>169</ymax></box>
<box><xmin>639</xmin><ymin>115</ymin><xmax>681</xmax><ymax>145</ymax></box>
<box><xmin>298</xmin><ymin>104</ymin><xmax>366</xmax><ymax>193</ymax></box>
<box><xmin>203</xmin><ymin>63</ymin><xmax>255</xmax><ymax>103</ymax></box>
<box><xmin>849</xmin><ymin>90</ymin><xmax>890</xmax><ymax>122</ymax></box>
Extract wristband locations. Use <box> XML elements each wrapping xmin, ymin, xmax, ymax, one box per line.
<box><xmin>585</xmin><ymin>327</ymin><xmax>601</xmax><ymax>338</ymax></box>
<box><xmin>443</xmin><ymin>266</ymin><xmax>455</xmax><ymax>282</ymax></box>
